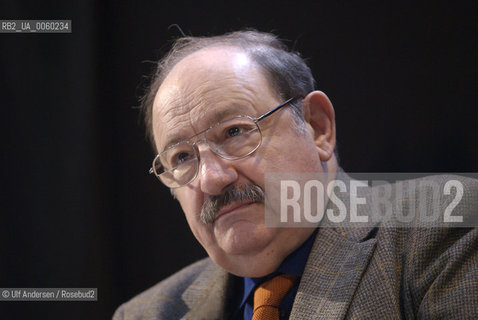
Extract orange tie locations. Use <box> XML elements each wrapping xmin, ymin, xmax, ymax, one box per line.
<box><xmin>252</xmin><ymin>274</ymin><xmax>298</xmax><ymax>320</ymax></box>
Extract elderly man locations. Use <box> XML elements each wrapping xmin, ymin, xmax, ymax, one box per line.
<box><xmin>114</xmin><ymin>31</ymin><xmax>478</xmax><ymax>319</ymax></box>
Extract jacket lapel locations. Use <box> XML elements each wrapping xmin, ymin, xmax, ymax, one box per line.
<box><xmin>290</xmin><ymin>227</ymin><xmax>377</xmax><ymax>319</ymax></box>
<box><xmin>181</xmin><ymin>260</ymin><xmax>237</xmax><ymax>320</ymax></box>
<box><xmin>290</xmin><ymin>169</ymin><xmax>378</xmax><ymax>319</ymax></box>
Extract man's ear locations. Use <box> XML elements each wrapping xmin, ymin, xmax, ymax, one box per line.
<box><xmin>301</xmin><ymin>91</ymin><xmax>336</xmax><ymax>161</ymax></box>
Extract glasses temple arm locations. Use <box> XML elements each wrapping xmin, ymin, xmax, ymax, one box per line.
<box><xmin>255</xmin><ymin>97</ymin><xmax>298</xmax><ymax>122</ymax></box>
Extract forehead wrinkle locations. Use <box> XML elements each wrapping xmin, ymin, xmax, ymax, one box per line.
<box><xmin>153</xmin><ymin>84</ymin><xmax>183</xmax><ymax>124</ymax></box>
<box><xmin>153</xmin><ymin>95</ymin><xmax>196</xmax><ymax>153</ymax></box>
<box><xmin>188</xmin><ymin>80</ymin><xmax>260</xmax><ymax>122</ymax></box>
<box><xmin>160</xmin><ymin>119</ymin><xmax>194</xmax><ymax>152</ymax></box>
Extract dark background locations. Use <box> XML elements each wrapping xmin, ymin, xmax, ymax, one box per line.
<box><xmin>1</xmin><ymin>1</ymin><xmax>476</xmax><ymax>319</ymax></box>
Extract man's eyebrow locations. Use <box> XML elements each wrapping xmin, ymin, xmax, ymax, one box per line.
<box><xmin>160</xmin><ymin>104</ymin><xmax>255</xmax><ymax>153</ymax></box>
<box><xmin>161</xmin><ymin>136</ymin><xmax>186</xmax><ymax>152</ymax></box>
<box><xmin>207</xmin><ymin>105</ymin><xmax>253</xmax><ymax>124</ymax></box>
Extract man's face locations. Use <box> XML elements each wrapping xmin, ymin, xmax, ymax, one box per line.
<box><xmin>152</xmin><ymin>47</ymin><xmax>324</xmax><ymax>277</ymax></box>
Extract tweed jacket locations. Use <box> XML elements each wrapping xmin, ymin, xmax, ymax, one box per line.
<box><xmin>114</xmin><ymin>172</ymin><xmax>478</xmax><ymax>319</ymax></box>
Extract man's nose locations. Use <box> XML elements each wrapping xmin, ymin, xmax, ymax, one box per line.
<box><xmin>196</xmin><ymin>144</ymin><xmax>238</xmax><ymax>195</ymax></box>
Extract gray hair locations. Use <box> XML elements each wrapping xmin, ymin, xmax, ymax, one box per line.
<box><xmin>141</xmin><ymin>30</ymin><xmax>316</xmax><ymax>152</ymax></box>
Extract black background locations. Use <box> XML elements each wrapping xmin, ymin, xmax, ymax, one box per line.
<box><xmin>1</xmin><ymin>1</ymin><xmax>476</xmax><ymax>319</ymax></box>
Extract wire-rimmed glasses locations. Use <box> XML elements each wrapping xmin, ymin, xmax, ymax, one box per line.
<box><xmin>149</xmin><ymin>97</ymin><xmax>298</xmax><ymax>188</ymax></box>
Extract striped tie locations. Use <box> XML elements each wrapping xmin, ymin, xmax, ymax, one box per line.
<box><xmin>252</xmin><ymin>274</ymin><xmax>298</xmax><ymax>320</ymax></box>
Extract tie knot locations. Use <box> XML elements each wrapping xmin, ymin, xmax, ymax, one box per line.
<box><xmin>253</xmin><ymin>274</ymin><xmax>298</xmax><ymax>317</ymax></box>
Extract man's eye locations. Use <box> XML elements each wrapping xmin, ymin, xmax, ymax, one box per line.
<box><xmin>227</xmin><ymin>126</ymin><xmax>242</xmax><ymax>137</ymax></box>
<box><xmin>171</xmin><ymin>151</ymin><xmax>193</xmax><ymax>167</ymax></box>
<box><xmin>177</xmin><ymin>152</ymin><xmax>191</xmax><ymax>162</ymax></box>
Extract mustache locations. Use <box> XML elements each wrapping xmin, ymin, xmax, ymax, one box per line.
<box><xmin>200</xmin><ymin>184</ymin><xmax>265</xmax><ymax>224</ymax></box>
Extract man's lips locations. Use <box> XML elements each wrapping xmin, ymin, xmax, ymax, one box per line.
<box><xmin>214</xmin><ymin>200</ymin><xmax>256</xmax><ymax>221</ymax></box>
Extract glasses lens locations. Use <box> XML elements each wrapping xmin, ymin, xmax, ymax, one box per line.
<box><xmin>152</xmin><ymin>116</ymin><xmax>262</xmax><ymax>188</ymax></box>
<box><xmin>206</xmin><ymin>116</ymin><xmax>261</xmax><ymax>159</ymax></box>
<box><xmin>155</xmin><ymin>143</ymin><xmax>199</xmax><ymax>188</ymax></box>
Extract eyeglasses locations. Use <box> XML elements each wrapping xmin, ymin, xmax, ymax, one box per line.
<box><xmin>149</xmin><ymin>97</ymin><xmax>298</xmax><ymax>188</ymax></box>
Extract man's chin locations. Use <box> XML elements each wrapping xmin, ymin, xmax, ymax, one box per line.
<box><xmin>214</xmin><ymin>221</ymin><xmax>266</xmax><ymax>253</ymax></box>
<box><xmin>211</xmin><ymin>240</ymin><xmax>282</xmax><ymax>278</ymax></box>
